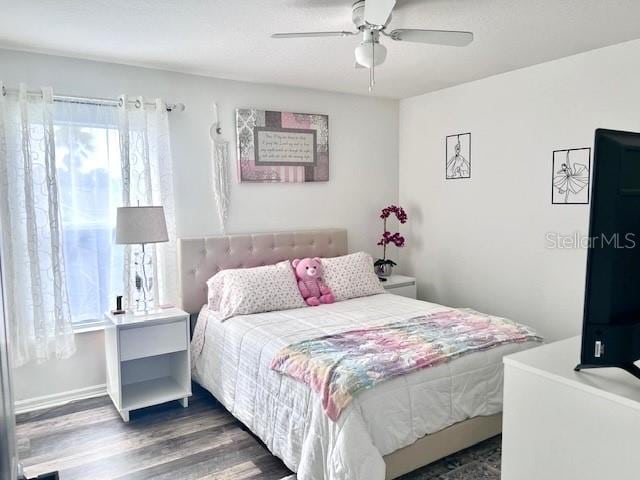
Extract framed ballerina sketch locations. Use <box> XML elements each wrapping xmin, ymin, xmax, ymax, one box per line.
<box><xmin>446</xmin><ymin>133</ymin><xmax>471</xmax><ymax>179</ymax></box>
<box><xmin>551</xmin><ymin>148</ymin><xmax>591</xmax><ymax>204</ymax></box>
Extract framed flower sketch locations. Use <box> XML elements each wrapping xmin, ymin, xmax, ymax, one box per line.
<box><xmin>235</xmin><ymin>108</ymin><xmax>329</xmax><ymax>183</ymax></box>
<box><xmin>446</xmin><ymin>133</ymin><xmax>471</xmax><ymax>180</ymax></box>
<box><xmin>552</xmin><ymin>147</ymin><xmax>591</xmax><ymax>204</ymax></box>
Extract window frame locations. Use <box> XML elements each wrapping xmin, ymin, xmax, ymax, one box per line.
<box><xmin>53</xmin><ymin>112</ymin><xmax>123</xmax><ymax>330</ymax></box>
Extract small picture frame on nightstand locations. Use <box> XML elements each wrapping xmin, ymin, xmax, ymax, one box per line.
<box><xmin>111</xmin><ymin>295</ymin><xmax>125</xmax><ymax>315</ymax></box>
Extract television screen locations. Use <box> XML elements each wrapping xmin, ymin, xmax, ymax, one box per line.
<box><xmin>578</xmin><ymin>129</ymin><xmax>640</xmax><ymax>378</ymax></box>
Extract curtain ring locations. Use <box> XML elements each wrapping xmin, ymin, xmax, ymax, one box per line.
<box><xmin>118</xmin><ymin>97</ymin><xmax>124</xmax><ymax>107</ymax></box>
<box><xmin>135</xmin><ymin>98</ymin><xmax>142</xmax><ymax>109</ymax></box>
<box><xmin>1</xmin><ymin>85</ymin><xmax>6</xmax><ymax>97</ymax></box>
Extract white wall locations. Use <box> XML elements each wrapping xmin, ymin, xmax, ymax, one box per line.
<box><xmin>0</xmin><ymin>49</ymin><xmax>399</xmax><ymax>402</ymax></box>
<box><xmin>399</xmin><ymin>39</ymin><xmax>640</xmax><ymax>343</ymax></box>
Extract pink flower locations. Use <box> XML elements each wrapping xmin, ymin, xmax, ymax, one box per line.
<box><xmin>377</xmin><ymin>205</ymin><xmax>407</xmax><ymax>261</ymax></box>
<box><xmin>377</xmin><ymin>231</ymin><xmax>405</xmax><ymax>248</ymax></box>
<box><xmin>380</xmin><ymin>205</ymin><xmax>407</xmax><ymax>224</ymax></box>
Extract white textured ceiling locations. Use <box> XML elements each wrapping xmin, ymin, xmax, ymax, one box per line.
<box><xmin>1</xmin><ymin>0</ymin><xmax>640</xmax><ymax>98</ymax></box>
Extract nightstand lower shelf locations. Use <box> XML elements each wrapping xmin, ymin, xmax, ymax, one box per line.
<box><xmin>121</xmin><ymin>376</ymin><xmax>189</xmax><ymax>412</ymax></box>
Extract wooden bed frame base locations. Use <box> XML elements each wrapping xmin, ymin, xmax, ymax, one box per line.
<box><xmin>384</xmin><ymin>413</ymin><xmax>503</xmax><ymax>479</ymax></box>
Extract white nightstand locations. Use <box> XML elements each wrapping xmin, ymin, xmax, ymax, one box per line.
<box><xmin>381</xmin><ymin>275</ymin><xmax>417</xmax><ymax>299</ymax></box>
<box><xmin>104</xmin><ymin>308</ymin><xmax>192</xmax><ymax>422</ymax></box>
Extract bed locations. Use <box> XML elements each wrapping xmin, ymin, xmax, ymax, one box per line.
<box><xmin>178</xmin><ymin>229</ymin><xmax>540</xmax><ymax>480</ymax></box>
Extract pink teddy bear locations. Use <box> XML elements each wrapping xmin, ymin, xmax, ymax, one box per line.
<box><xmin>291</xmin><ymin>257</ymin><xmax>335</xmax><ymax>307</ymax></box>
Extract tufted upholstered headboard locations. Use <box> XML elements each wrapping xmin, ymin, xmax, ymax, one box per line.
<box><xmin>177</xmin><ymin>229</ymin><xmax>348</xmax><ymax>315</ymax></box>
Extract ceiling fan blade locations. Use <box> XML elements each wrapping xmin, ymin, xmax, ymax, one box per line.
<box><xmin>389</xmin><ymin>29</ymin><xmax>473</xmax><ymax>47</ymax></box>
<box><xmin>364</xmin><ymin>0</ymin><xmax>396</xmax><ymax>26</ymax></box>
<box><xmin>272</xmin><ymin>31</ymin><xmax>356</xmax><ymax>39</ymax></box>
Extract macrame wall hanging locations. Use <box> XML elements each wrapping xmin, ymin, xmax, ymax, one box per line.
<box><xmin>210</xmin><ymin>102</ymin><xmax>231</xmax><ymax>233</ymax></box>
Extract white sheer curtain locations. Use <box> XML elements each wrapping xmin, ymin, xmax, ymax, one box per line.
<box><xmin>0</xmin><ymin>83</ymin><xmax>75</xmax><ymax>366</ymax></box>
<box><xmin>0</xmin><ymin>86</ymin><xmax>176</xmax><ymax>364</ymax></box>
<box><xmin>118</xmin><ymin>96</ymin><xmax>176</xmax><ymax>309</ymax></box>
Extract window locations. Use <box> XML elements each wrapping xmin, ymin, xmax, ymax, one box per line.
<box><xmin>54</xmin><ymin>104</ymin><xmax>123</xmax><ymax>326</ymax></box>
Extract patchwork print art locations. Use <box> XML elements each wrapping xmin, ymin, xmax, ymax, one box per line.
<box><xmin>236</xmin><ymin>109</ymin><xmax>329</xmax><ymax>183</ymax></box>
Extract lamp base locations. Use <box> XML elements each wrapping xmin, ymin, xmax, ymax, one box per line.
<box><xmin>133</xmin><ymin>243</ymin><xmax>155</xmax><ymax>313</ymax></box>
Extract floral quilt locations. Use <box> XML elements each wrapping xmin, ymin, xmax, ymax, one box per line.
<box><xmin>270</xmin><ymin>308</ymin><xmax>542</xmax><ymax>421</ymax></box>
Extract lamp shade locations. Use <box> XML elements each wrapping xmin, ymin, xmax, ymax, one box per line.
<box><xmin>115</xmin><ymin>206</ymin><xmax>169</xmax><ymax>245</ymax></box>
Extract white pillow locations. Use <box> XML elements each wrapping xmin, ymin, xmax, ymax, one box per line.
<box><xmin>207</xmin><ymin>261</ymin><xmax>305</xmax><ymax>320</ymax></box>
<box><xmin>321</xmin><ymin>252</ymin><xmax>385</xmax><ymax>302</ymax></box>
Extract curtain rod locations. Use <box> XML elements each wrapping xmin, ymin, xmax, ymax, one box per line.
<box><xmin>1</xmin><ymin>85</ymin><xmax>185</xmax><ymax>112</ymax></box>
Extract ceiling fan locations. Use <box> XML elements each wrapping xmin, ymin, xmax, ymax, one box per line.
<box><xmin>272</xmin><ymin>0</ymin><xmax>474</xmax><ymax>91</ymax></box>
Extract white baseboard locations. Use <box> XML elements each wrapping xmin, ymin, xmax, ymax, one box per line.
<box><xmin>14</xmin><ymin>383</ymin><xmax>107</xmax><ymax>415</ymax></box>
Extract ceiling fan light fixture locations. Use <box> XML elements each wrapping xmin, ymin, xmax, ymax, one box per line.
<box><xmin>354</xmin><ymin>41</ymin><xmax>387</xmax><ymax>68</ymax></box>
<box><xmin>272</xmin><ymin>0</ymin><xmax>474</xmax><ymax>92</ymax></box>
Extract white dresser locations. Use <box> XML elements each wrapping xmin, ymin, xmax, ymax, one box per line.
<box><xmin>104</xmin><ymin>308</ymin><xmax>191</xmax><ymax>422</ymax></box>
<box><xmin>502</xmin><ymin>336</ymin><xmax>640</xmax><ymax>480</ymax></box>
<box><xmin>381</xmin><ymin>275</ymin><xmax>417</xmax><ymax>299</ymax></box>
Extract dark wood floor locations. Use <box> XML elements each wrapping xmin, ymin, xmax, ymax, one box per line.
<box><xmin>16</xmin><ymin>384</ymin><xmax>293</xmax><ymax>480</ymax></box>
<box><xmin>17</xmin><ymin>384</ymin><xmax>503</xmax><ymax>480</ymax></box>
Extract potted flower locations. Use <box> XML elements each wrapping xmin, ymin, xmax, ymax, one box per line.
<box><xmin>375</xmin><ymin>205</ymin><xmax>407</xmax><ymax>277</ymax></box>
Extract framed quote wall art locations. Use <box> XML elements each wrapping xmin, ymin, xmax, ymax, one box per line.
<box><xmin>235</xmin><ymin>108</ymin><xmax>329</xmax><ymax>183</ymax></box>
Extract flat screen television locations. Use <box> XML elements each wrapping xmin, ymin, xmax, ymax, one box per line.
<box><xmin>576</xmin><ymin>129</ymin><xmax>640</xmax><ymax>379</ymax></box>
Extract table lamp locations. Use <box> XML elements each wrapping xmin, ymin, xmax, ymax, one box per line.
<box><xmin>115</xmin><ymin>206</ymin><xmax>168</xmax><ymax>312</ymax></box>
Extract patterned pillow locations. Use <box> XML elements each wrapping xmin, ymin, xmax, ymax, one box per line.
<box><xmin>207</xmin><ymin>261</ymin><xmax>306</xmax><ymax>320</ymax></box>
<box><xmin>321</xmin><ymin>252</ymin><xmax>385</xmax><ymax>302</ymax></box>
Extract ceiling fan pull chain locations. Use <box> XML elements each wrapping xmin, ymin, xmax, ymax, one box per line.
<box><xmin>369</xmin><ymin>41</ymin><xmax>376</xmax><ymax>92</ymax></box>
<box><xmin>372</xmin><ymin>62</ymin><xmax>376</xmax><ymax>89</ymax></box>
